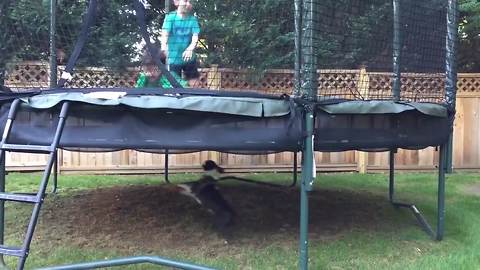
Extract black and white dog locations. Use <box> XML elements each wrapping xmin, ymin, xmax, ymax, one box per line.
<box><xmin>176</xmin><ymin>160</ymin><xmax>235</xmax><ymax>231</ymax></box>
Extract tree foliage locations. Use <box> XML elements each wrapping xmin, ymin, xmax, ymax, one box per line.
<box><xmin>2</xmin><ymin>0</ymin><xmax>477</xmax><ymax>76</ymax></box>
<box><xmin>313</xmin><ymin>0</ymin><xmax>393</xmax><ymax>70</ymax></box>
<box><xmin>55</xmin><ymin>0</ymin><xmax>163</xmax><ymax>68</ymax></box>
<box><xmin>195</xmin><ymin>0</ymin><xmax>294</xmax><ymax>69</ymax></box>
<box><xmin>2</xmin><ymin>0</ymin><xmax>165</xmax><ymax>71</ymax></box>
<box><xmin>1</xmin><ymin>0</ymin><xmax>50</xmax><ymax>83</ymax></box>
<box><xmin>459</xmin><ymin>0</ymin><xmax>480</xmax><ymax>72</ymax></box>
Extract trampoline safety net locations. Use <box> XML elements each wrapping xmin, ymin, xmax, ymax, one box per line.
<box><xmin>297</xmin><ymin>0</ymin><xmax>454</xmax><ymax>104</ymax></box>
<box><xmin>2</xmin><ymin>1</ymin><xmax>456</xmax><ymax>105</ymax></box>
<box><xmin>0</xmin><ymin>0</ymin><xmax>457</xmax><ymax>152</ymax></box>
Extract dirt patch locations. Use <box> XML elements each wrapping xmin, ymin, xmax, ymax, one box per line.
<box><xmin>36</xmin><ymin>183</ymin><xmax>402</xmax><ymax>257</ymax></box>
<box><xmin>464</xmin><ymin>183</ymin><xmax>480</xmax><ymax>196</ymax></box>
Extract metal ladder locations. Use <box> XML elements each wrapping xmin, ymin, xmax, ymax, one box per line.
<box><xmin>0</xmin><ymin>99</ymin><xmax>69</xmax><ymax>270</ymax></box>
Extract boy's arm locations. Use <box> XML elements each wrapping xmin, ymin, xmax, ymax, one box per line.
<box><xmin>182</xmin><ymin>17</ymin><xmax>200</xmax><ymax>61</ymax></box>
<box><xmin>161</xmin><ymin>14</ymin><xmax>173</xmax><ymax>53</ymax></box>
<box><xmin>182</xmin><ymin>33</ymin><xmax>199</xmax><ymax>62</ymax></box>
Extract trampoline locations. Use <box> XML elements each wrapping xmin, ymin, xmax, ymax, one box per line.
<box><xmin>0</xmin><ymin>0</ymin><xmax>458</xmax><ymax>269</ymax></box>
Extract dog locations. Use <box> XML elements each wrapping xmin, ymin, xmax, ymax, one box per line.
<box><xmin>176</xmin><ymin>160</ymin><xmax>235</xmax><ymax>231</ymax></box>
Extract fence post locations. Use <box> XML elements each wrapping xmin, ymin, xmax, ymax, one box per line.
<box><xmin>207</xmin><ymin>65</ymin><xmax>221</xmax><ymax>162</ymax></box>
<box><xmin>357</xmin><ymin>151</ymin><xmax>368</xmax><ymax>174</ymax></box>
<box><xmin>357</xmin><ymin>65</ymin><xmax>369</xmax><ymax>173</ymax></box>
<box><xmin>357</xmin><ymin>65</ymin><xmax>370</xmax><ymax>99</ymax></box>
<box><xmin>207</xmin><ymin>64</ymin><xmax>221</xmax><ymax>90</ymax></box>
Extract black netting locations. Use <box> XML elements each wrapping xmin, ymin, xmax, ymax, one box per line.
<box><xmin>2</xmin><ymin>1</ymin><xmax>456</xmax><ymax>104</ymax></box>
<box><xmin>311</xmin><ymin>0</ymin><xmax>446</xmax><ymax>72</ymax></box>
<box><xmin>2</xmin><ymin>0</ymin><xmax>296</xmax><ymax>92</ymax></box>
<box><xmin>1</xmin><ymin>1</ymin><xmax>51</xmax><ymax>90</ymax></box>
<box><xmin>300</xmin><ymin>0</ymin><xmax>454</xmax><ymax>104</ymax></box>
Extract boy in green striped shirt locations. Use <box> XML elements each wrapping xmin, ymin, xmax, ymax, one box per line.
<box><xmin>135</xmin><ymin>49</ymin><xmax>188</xmax><ymax>89</ymax></box>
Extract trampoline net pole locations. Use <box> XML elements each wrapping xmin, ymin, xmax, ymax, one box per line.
<box><xmin>299</xmin><ymin>0</ymin><xmax>318</xmax><ymax>100</ymax></box>
<box><xmin>445</xmin><ymin>0</ymin><xmax>458</xmax><ymax>173</ymax></box>
<box><xmin>392</xmin><ymin>0</ymin><xmax>401</xmax><ymax>101</ymax></box>
<box><xmin>294</xmin><ymin>0</ymin><xmax>303</xmax><ymax>97</ymax></box>
<box><xmin>49</xmin><ymin>0</ymin><xmax>58</xmax><ymax>88</ymax></box>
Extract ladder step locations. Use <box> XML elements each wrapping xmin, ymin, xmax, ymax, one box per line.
<box><xmin>0</xmin><ymin>192</ymin><xmax>39</xmax><ymax>203</ymax></box>
<box><xmin>0</xmin><ymin>244</ymin><xmax>24</xmax><ymax>257</ymax></box>
<box><xmin>1</xmin><ymin>143</ymin><xmax>52</xmax><ymax>153</ymax></box>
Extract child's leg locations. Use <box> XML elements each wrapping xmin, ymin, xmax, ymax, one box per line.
<box><xmin>169</xmin><ymin>65</ymin><xmax>183</xmax><ymax>78</ymax></box>
<box><xmin>182</xmin><ymin>61</ymin><xmax>200</xmax><ymax>88</ymax></box>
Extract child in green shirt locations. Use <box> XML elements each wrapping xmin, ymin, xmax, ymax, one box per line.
<box><xmin>135</xmin><ymin>49</ymin><xmax>188</xmax><ymax>88</ymax></box>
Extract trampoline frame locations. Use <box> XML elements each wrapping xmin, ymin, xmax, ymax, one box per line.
<box><xmin>0</xmin><ymin>0</ymin><xmax>458</xmax><ymax>270</ymax></box>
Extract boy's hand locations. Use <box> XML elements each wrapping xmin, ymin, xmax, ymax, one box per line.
<box><xmin>182</xmin><ymin>49</ymin><xmax>193</xmax><ymax>62</ymax></box>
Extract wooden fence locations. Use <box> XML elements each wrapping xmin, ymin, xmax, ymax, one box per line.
<box><xmin>3</xmin><ymin>62</ymin><xmax>480</xmax><ymax>173</ymax></box>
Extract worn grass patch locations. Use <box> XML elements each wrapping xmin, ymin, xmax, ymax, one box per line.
<box><xmin>1</xmin><ymin>171</ymin><xmax>480</xmax><ymax>269</ymax></box>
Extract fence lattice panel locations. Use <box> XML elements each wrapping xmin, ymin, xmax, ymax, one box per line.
<box><xmin>219</xmin><ymin>69</ymin><xmax>294</xmax><ymax>94</ymax></box>
<box><xmin>3</xmin><ymin>61</ymin><xmax>475</xmax><ymax>104</ymax></box>
<box><xmin>63</xmin><ymin>67</ymin><xmax>139</xmax><ymax>88</ymax></box>
<box><xmin>4</xmin><ymin>61</ymin><xmax>50</xmax><ymax>89</ymax></box>
<box><xmin>318</xmin><ymin>70</ymin><xmax>360</xmax><ymax>99</ymax></box>
<box><xmin>368</xmin><ymin>73</ymin><xmax>445</xmax><ymax>103</ymax></box>
<box><xmin>457</xmin><ymin>74</ymin><xmax>480</xmax><ymax>94</ymax></box>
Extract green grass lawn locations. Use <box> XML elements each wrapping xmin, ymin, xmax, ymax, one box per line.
<box><xmin>1</xmin><ymin>171</ymin><xmax>480</xmax><ymax>269</ymax></box>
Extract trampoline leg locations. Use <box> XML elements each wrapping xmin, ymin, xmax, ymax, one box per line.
<box><xmin>290</xmin><ymin>151</ymin><xmax>298</xmax><ymax>188</ymax></box>
<box><xmin>52</xmin><ymin>151</ymin><xmax>58</xmax><ymax>194</ymax></box>
<box><xmin>164</xmin><ymin>150</ymin><xmax>170</xmax><ymax>184</ymax></box>
<box><xmin>445</xmin><ymin>133</ymin><xmax>453</xmax><ymax>174</ymax></box>
<box><xmin>299</xmin><ymin>112</ymin><xmax>314</xmax><ymax>270</ymax></box>
<box><xmin>299</xmin><ymin>172</ymin><xmax>309</xmax><ymax>270</ymax></box>
<box><xmin>437</xmin><ymin>143</ymin><xmax>446</xmax><ymax>241</ymax></box>
<box><xmin>389</xmin><ymin>147</ymin><xmax>444</xmax><ymax>239</ymax></box>
<box><xmin>0</xmin><ymin>153</ymin><xmax>5</xmax><ymax>267</ymax></box>
<box><xmin>388</xmin><ymin>150</ymin><xmax>395</xmax><ymax>203</ymax></box>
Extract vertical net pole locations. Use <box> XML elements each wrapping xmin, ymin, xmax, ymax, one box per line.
<box><xmin>0</xmin><ymin>4</ymin><xmax>8</xmax><ymax>264</ymax></box>
<box><xmin>445</xmin><ymin>0</ymin><xmax>458</xmax><ymax>110</ymax></box>
<box><xmin>392</xmin><ymin>0</ymin><xmax>401</xmax><ymax>101</ymax></box>
<box><xmin>445</xmin><ymin>0</ymin><xmax>458</xmax><ymax>173</ymax></box>
<box><xmin>293</xmin><ymin>0</ymin><xmax>302</xmax><ymax>97</ymax></box>
<box><xmin>299</xmin><ymin>112</ymin><xmax>314</xmax><ymax>270</ymax></box>
<box><xmin>165</xmin><ymin>0</ymin><xmax>170</xmax><ymax>12</ymax></box>
<box><xmin>298</xmin><ymin>1</ymin><xmax>317</xmax><ymax>270</ymax></box>
<box><xmin>300</xmin><ymin>0</ymin><xmax>318</xmax><ymax>99</ymax></box>
<box><xmin>0</xmin><ymin>154</ymin><xmax>4</xmax><ymax>266</ymax></box>
<box><xmin>49</xmin><ymin>0</ymin><xmax>58</xmax><ymax>88</ymax></box>
<box><xmin>0</xmin><ymin>2</ymin><xmax>6</xmax><ymax>88</ymax></box>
